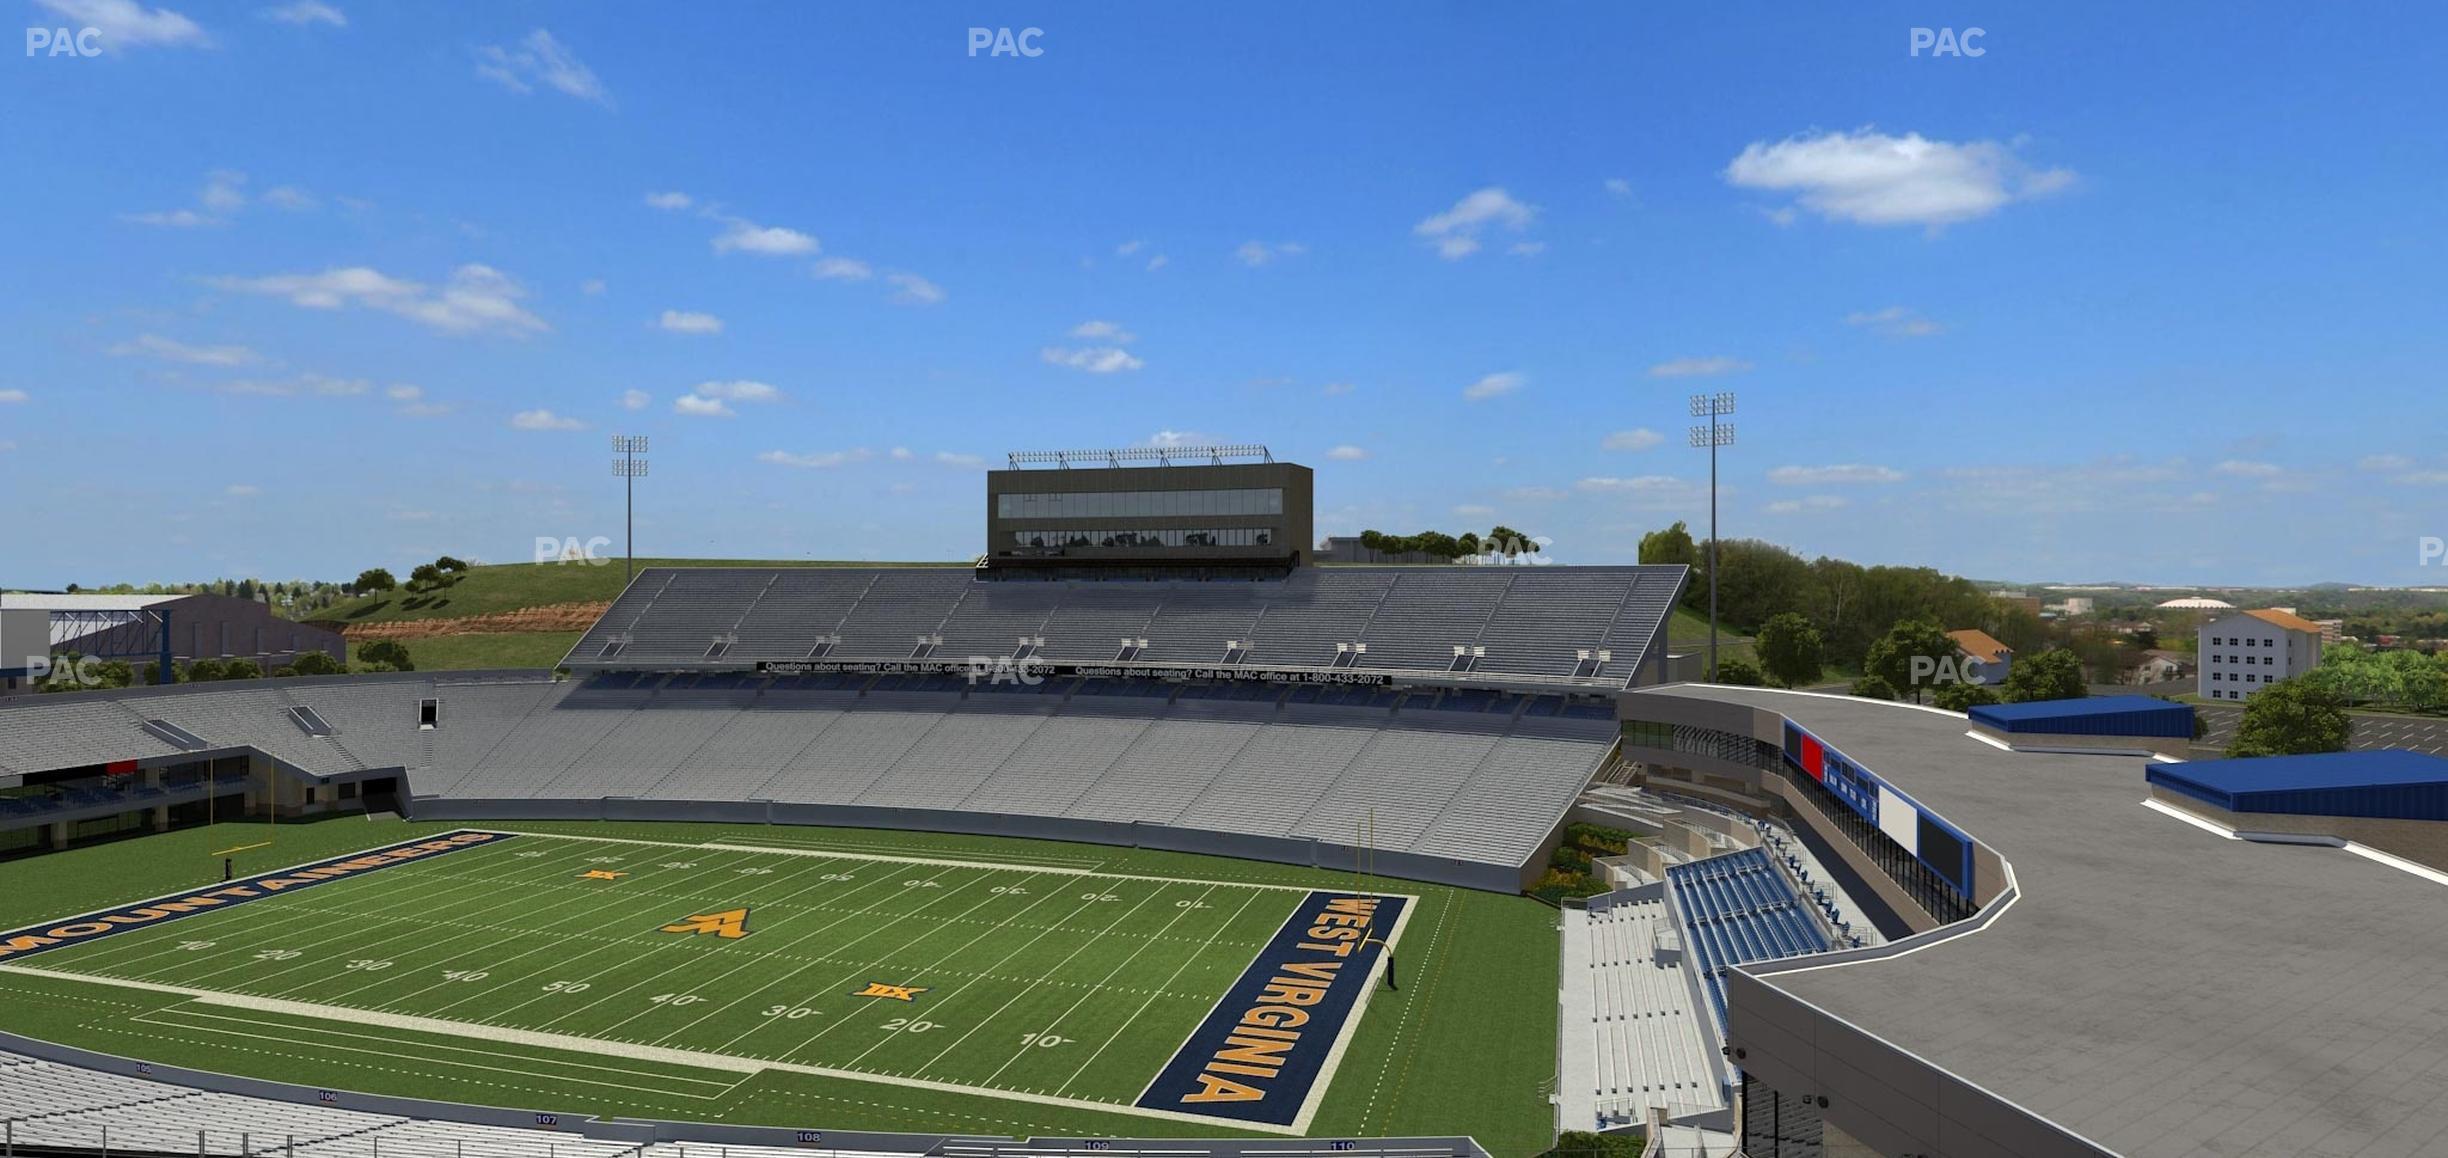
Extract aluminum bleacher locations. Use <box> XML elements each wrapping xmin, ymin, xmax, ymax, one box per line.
<box><xmin>1560</xmin><ymin>897</ymin><xmax>1724</xmax><ymax>1129</ymax></box>
<box><xmin>1664</xmin><ymin>848</ymin><xmax>1835</xmax><ymax>1029</ymax></box>
<box><xmin>564</xmin><ymin>565</ymin><xmax>1688</xmax><ymax>685</ymax></box>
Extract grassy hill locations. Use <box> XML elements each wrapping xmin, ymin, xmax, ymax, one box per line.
<box><xmin>310</xmin><ymin>557</ymin><xmax>965</xmax><ymax>628</ymax></box>
<box><xmin>309</xmin><ymin>558</ymin><xmax>966</xmax><ymax>673</ymax></box>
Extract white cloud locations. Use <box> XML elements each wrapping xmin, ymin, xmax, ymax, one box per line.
<box><xmin>1321</xmin><ymin>382</ymin><xmax>1355</xmax><ymax>396</ymax></box>
<box><xmin>475</xmin><ymin>29</ymin><xmax>610</xmax><ymax>106</ymax></box>
<box><xmin>1604</xmin><ymin>177</ymin><xmax>1634</xmax><ymax>198</ymax></box>
<box><xmin>2359</xmin><ymin>454</ymin><xmax>2411</xmax><ymax>472</ymax></box>
<box><xmin>1233</xmin><ymin>240</ymin><xmax>1307</xmax><ymax>267</ymax></box>
<box><xmin>109</xmin><ymin>334</ymin><xmax>258</xmax><ymax>366</ymax></box>
<box><xmin>0</xmin><ymin>390</ymin><xmax>30</xmax><ymax>404</ymax></box>
<box><xmin>712</xmin><ymin>217</ymin><xmax>818</xmax><ymax>256</ymax></box>
<box><xmin>1069</xmin><ymin>320</ymin><xmax>1136</xmax><ymax>343</ymax></box>
<box><xmin>35</xmin><ymin>0</ymin><xmax>209</xmax><ymax>49</ymax></box>
<box><xmin>1462</xmin><ymin>371</ymin><xmax>1526</xmax><ymax>401</ymax></box>
<box><xmin>1115</xmin><ymin>240</ymin><xmax>1144</xmax><ymax>256</ymax></box>
<box><xmin>216</xmin><ymin>373</ymin><xmax>368</xmax><ymax>397</ymax></box>
<box><xmin>386</xmin><ymin>384</ymin><xmax>449</xmax><ymax>416</ymax></box>
<box><xmin>885</xmin><ymin>272</ymin><xmax>945</xmax><ymax>305</ymax></box>
<box><xmin>199</xmin><ymin>170</ymin><xmax>247</xmax><ymax>213</ymax></box>
<box><xmin>580</xmin><ymin>278</ymin><xmax>607</xmax><ymax>296</ymax></box>
<box><xmin>1766</xmin><ymin>495</ymin><xmax>1849</xmax><ymax>515</ymax></box>
<box><xmin>1145</xmin><ymin>254</ymin><xmax>1170</xmax><ymax>272</ymax></box>
<box><xmin>2213</xmin><ymin>459</ymin><xmax>2283</xmax><ymax>478</ymax></box>
<box><xmin>1768</xmin><ymin>464</ymin><xmax>1906</xmax><ymax>485</ymax></box>
<box><xmin>643</xmin><ymin>191</ymin><xmax>693</xmax><ymax>211</ymax></box>
<box><xmin>122</xmin><ymin>208</ymin><xmax>218</xmax><ymax>228</ymax></box>
<box><xmin>1603</xmin><ymin>428</ymin><xmax>1663</xmax><ymax>452</ymax></box>
<box><xmin>656</xmin><ymin>309</ymin><xmax>724</xmax><ymax>335</ymax></box>
<box><xmin>260</xmin><ymin>185</ymin><xmax>317</xmax><ymax>211</ymax></box>
<box><xmin>759</xmin><ymin>448</ymin><xmax>872</xmax><ymax>469</ymax></box>
<box><xmin>1326</xmin><ymin>445</ymin><xmax>1371</xmax><ymax>461</ymax></box>
<box><xmin>934</xmin><ymin>452</ymin><xmax>987</xmax><ymax>469</ymax></box>
<box><xmin>1415</xmin><ymin>187</ymin><xmax>1536</xmax><ymax>259</ymax></box>
<box><xmin>618</xmin><ymin>388</ymin><xmax>650</xmax><ymax>411</ymax></box>
<box><xmin>225</xmin><ymin>484</ymin><xmax>261</xmax><ymax>497</ymax></box>
<box><xmin>1647</xmin><ymin>356</ymin><xmax>1752</xmax><ymax>378</ymax></box>
<box><xmin>1506</xmin><ymin>241</ymin><xmax>1547</xmax><ymax>257</ymax></box>
<box><xmin>1844</xmin><ymin>305</ymin><xmax>1944</xmax><ymax>337</ymax></box>
<box><xmin>692</xmin><ymin>380</ymin><xmax>780</xmax><ymax>402</ymax></box>
<box><xmin>1150</xmin><ymin>430</ymin><xmax>1219</xmax><ymax>448</ymax></box>
<box><xmin>509</xmin><ymin>408</ymin><xmax>585</xmax><ymax>431</ymax></box>
<box><xmin>260</xmin><ymin>0</ymin><xmax>341</xmax><ymax>26</ymax></box>
<box><xmin>206</xmin><ymin>264</ymin><xmax>546</xmax><ymax>337</ymax></box>
<box><xmin>1041</xmin><ymin>346</ymin><xmax>1144</xmax><ymax>374</ymax></box>
<box><xmin>675</xmin><ymin>394</ymin><xmax>732</xmax><ymax>417</ymax></box>
<box><xmin>810</xmin><ymin>256</ymin><xmax>873</xmax><ymax>281</ymax></box>
<box><xmin>890</xmin><ymin>447</ymin><xmax>914</xmax><ymax>460</ymax></box>
<box><xmin>1725</xmin><ymin>128</ymin><xmax>2075</xmax><ymax>228</ymax></box>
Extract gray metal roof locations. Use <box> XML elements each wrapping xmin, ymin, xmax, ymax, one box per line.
<box><xmin>0</xmin><ymin>594</ymin><xmax>182</xmax><ymax>612</ymax></box>
<box><xmin>1639</xmin><ymin>685</ymin><xmax>2448</xmax><ymax>1158</ymax></box>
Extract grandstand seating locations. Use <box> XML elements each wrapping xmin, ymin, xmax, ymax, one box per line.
<box><xmin>1664</xmin><ymin>848</ymin><xmax>1836</xmax><ymax>1029</ymax></box>
<box><xmin>0</xmin><ymin>1049</ymin><xmax>909</xmax><ymax>1158</ymax></box>
<box><xmin>1564</xmin><ymin>898</ymin><xmax>1724</xmax><ymax>1127</ymax></box>
<box><xmin>567</xmin><ymin>565</ymin><xmax>1687</xmax><ymax>683</ymax></box>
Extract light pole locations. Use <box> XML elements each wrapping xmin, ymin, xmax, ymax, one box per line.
<box><xmin>1689</xmin><ymin>393</ymin><xmax>1735</xmax><ymax>681</ymax></box>
<box><xmin>613</xmin><ymin>435</ymin><xmax>649</xmax><ymax>586</ymax></box>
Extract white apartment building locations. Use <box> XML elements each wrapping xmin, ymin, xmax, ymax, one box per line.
<box><xmin>2197</xmin><ymin>608</ymin><xmax>2324</xmax><ymax>702</ymax></box>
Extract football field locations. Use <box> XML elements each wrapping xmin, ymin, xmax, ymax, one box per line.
<box><xmin>0</xmin><ymin>829</ymin><xmax>1412</xmax><ymax>1134</ymax></box>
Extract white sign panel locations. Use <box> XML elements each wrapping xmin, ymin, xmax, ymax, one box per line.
<box><xmin>1877</xmin><ymin>784</ymin><xmax>1919</xmax><ymax>856</ymax></box>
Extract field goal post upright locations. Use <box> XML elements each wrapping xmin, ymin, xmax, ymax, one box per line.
<box><xmin>1357</xmin><ymin>808</ymin><xmax>1396</xmax><ymax>990</ymax></box>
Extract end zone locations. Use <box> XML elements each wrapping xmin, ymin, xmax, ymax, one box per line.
<box><xmin>1136</xmin><ymin>889</ymin><xmax>1411</xmax><ymax>1129</ymax></box>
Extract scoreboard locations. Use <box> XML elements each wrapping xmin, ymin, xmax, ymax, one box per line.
<box><xmin>1783</xmin><ymin>719</ymin><xmax>1975</xmax><ymax>897</ymax></box>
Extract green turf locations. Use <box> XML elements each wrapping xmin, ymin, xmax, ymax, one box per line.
<box><xmin>0</xmin><ymin>819</ymin><xmax>1559</xmax><ymax>1151</ymax></box>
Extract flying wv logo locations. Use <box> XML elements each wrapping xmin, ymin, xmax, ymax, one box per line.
<box><xmin>852</xmin><ymin>982</ymin><xmax>928</xmax><ymax>1002</ymax></box>
<box><xmin>660</xmin><ymin>909</ymin><xmax>750</xmax><ymax>939</ymax></box>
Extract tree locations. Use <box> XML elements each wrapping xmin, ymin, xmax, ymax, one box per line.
<box><xmin>1715</xmin><ymin>658</ymin><xmax>1768</xmax><ymax>686</ymax></box>
<box><xmin>356</xmin><ymin>639</ymin><xmax>414</xmax><ymax>671</ymax></box>
<box><xmin>1933</xmin><ymin>682</ymin><xmax>2003</xmax><ymax>712</ymax></box>
<box><xmin>1755</xmin><ymin>612</ymin><xmax>1824</xmax><ymax>688</ymax></box>
<box><xmin>2229</xmin><ymin>678</ymin><xmax>2351</xmax><ymax>757</ymax></box>
<box><xmin>2001</xmin><ymin>649</ymin><xmax>2088</xmax><ymax>703</ymax></box>
<box><xmin>407</xmin><ymin>563</ymin><xmax>447</xmax><ymax>592</ymax></box>
<box><xmin>353</xmin><ymin>568</ymin><xmax>397</xmax><ymax>594</ymax></box>
<box><xmin>289</xmin><ymin>650</ymin><xmax>345</xmax><ymax>676</ymax></box>
<box><xmin>436</xmin><ymin>555</ymin><xmax>472</xmax><ymax>574</ymax></box>
<box><xmin>219</xmin><ymin>658</ymin><xmax>263</xmax><ymax>680</ymax></box>
<box><xmin>1865</xmin><ymin>619</ymin><xmax>1957</xmax><ymax>704</ymax></box>
<box><xmin>185</xmin><ymin>658</ymin><xmax>227</xmax><ymax>682</ymax></box>
<box><xmin>1639</xmin><ymin>521</ymin><xmax>1698</xmax><ymax>569</ymax></box>
<box><xmin>1849</xmin><ymin>674</ymin><xmax>1898</xmax><ymax>700</ymax></box>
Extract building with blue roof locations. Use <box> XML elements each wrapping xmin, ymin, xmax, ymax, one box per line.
<box><xmin>2147</xmin><ymin>749</ymin><xmax>2448</xmax><ymax>822</ymax></box>
<box><xmin>1965</xmin><ymin>694</ymin><xmax>2197</xmax><ymax>755</ymax></box>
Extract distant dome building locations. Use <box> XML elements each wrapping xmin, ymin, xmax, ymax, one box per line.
<box><xmin>2154</xmin><ymin>596</ymin><xmax>2235</xmax><ymax>610</ymax></box>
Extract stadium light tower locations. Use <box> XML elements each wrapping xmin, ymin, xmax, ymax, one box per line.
<box><xmin>613</xmin><ymin>435</ymin><xmax>649</xmax><ymax>586</ymax></box>
<box><xmin>1689</xmin><ymin>393</ymin><xmax>1735</xmax><ymax>681</ymax></box>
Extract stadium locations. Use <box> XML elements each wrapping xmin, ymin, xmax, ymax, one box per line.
<box><xmin>6</xmin><ymin>451</ymin><xmax>2448</xmax><ymax>1158</ymax></box>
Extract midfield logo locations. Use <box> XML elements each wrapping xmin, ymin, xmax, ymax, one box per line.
<box><xmin>852</xmin><ymin>982</ymin><xmax>929</xmax><ymax>1002</ymax></box>
<box><xmin>661</xmin><ymin>909</ymin><xmax>751</xmax><ymax>939</ymax></box>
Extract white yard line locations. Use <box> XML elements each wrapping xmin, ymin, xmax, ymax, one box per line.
<box><xmin>1054</xmin><ymin>887</ymin><xmax>1271</xmax><ymax>1097</ymax></box>
<box><xmin>0</xmin><ymin>962</ymin><xmax>1304</xmax><ymax>1135</ymax></box>
<box><xmin>980</xmin><ymin>883</ymin><xmax>1222</xmax><ymax>1089</ymax></box>
<box><xmin>493</xmin><ymin>828</ymin><xmax>1396</xmax><ymax>898</ymax></box>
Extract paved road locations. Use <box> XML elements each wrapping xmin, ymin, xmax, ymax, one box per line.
<box><xmin>2193</xmin><ymin>703</ymin><xmax>2448</xmax><ymax>756</ymax></box>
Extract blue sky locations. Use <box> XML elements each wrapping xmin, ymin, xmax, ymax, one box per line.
<box><xmin>3</xmin><ymin>1</ymin><xmax>2444</xmax><ymax>588</ymax></box>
